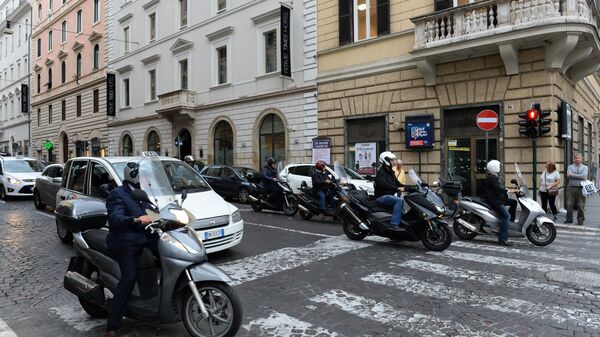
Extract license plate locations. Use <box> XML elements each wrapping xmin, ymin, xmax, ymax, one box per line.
<box><xmin>204</xmin><ymin>229</ymin><xmax>225</xmax><ymax>240</ymax></box>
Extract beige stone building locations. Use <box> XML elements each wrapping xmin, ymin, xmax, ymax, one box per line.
<box><xmin>317</xmin><ymin>0</ymin><xmax>600</xmax><ymax>196</ymax></box>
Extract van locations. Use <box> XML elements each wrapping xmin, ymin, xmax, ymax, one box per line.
<box><xmin>0</xmin><ymin>156</ymin><xmax>45</xmax><ymax>200</ymax></box>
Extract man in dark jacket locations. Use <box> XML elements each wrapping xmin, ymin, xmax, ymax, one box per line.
<box><xmin>104</xmin><ymin>161</ymin><xmax>157</xmax><ymax>337</ymax></box>
<box><xmin>261</xmin><ymin>157</ymin><xmax>278</xmax><ymax>205</ymax></box>
<box><xmin>484</xmin><ymin>160</ymin><xmax>517</xmax><ymax>246</ymax></box>
<box><xmin>312</xmin><ymin>160</ymin><xmax>333</xmax><ymax>219</ymax></box>
<box><xmin>374</xmin><ymin>151</ymin><xmax>405</xmax><ymax>227</ymax></box>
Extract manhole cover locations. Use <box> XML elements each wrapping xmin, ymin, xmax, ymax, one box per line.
<box><xmin>546</xmin><ymin>270</ymin><xmax>600</xmax><ymax>288</ymax></box>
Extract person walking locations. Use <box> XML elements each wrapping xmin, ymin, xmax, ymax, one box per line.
<box><xmin>539</xmin><ymin>161</ymin><xmax>560</xmax><ymax>222</ymax></box>
<box><xmin>393</xmin><ymin>159</ymin><xmax>406</xmax><ymax>185</ymax></box>
<box><xmin>566</xmin><ymin>154</ymin><xmax>588</xmax><ymax>225</ymax></box>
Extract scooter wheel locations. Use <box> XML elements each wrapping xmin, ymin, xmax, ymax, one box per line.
<box><xmin>526</xmin><ymin>221</ymin><xmax>556</xmax><ymax>246</ymax></box>
<box><xmin>300</xmin><ymin>210</ymin><xmax>313</xmax><ymax>220</ymax></box>
<box><xmin>453</xmin><ymin>221</ymin><xmax>478</xmax><ymax>240</ymax></box>
<box><xmin>76</xmin><ymin>261</ymin><xmax>108</xmax><ymax>319</ymax></box>
<box><xmin>343</xmin><ymin>218</ymin><xmax>368</xmax><ymax>241</ymax></box>
<box><xmin>251</xmin><ymin>200</ymin><xmax>263</xmax><ymax>212</ymax></box>
<box><xmin>421</xmin><ymin>221</ymin><xmax>452</xmax><ymax>251</ymax></box>
<box><xmin>283</xmin><ymin>198</ymin><xmax>298</xmax><ymax>216</ymax></box>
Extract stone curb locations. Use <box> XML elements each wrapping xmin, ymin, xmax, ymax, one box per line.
<box><xmin>554</xmin><ymin>223</ymin><xmax>600</xmax><ymax>233</ymax></box>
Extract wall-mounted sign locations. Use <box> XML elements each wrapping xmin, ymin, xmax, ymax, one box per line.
<box><xmin>405</xmin><ymin>115</ymin><xmax>435</xmax><ymax>149</ymax></box>
<box><xmin>21</xmin><ymin>84</ymin><xmax>29</xmax><ymax>113</ymax></box>
<box><xmin>312</xmin><ymin>137</ymin><xmax>331</xmax><ymax>164</ymax></box>
<box><xmin>560</xmin><ymin>100</ymin><xmax>572</xmax><ymax>140</ymax></box>
<box><xmin>280</xmin><ymin>5</ymin><xmax>292</xmax><ymax>78</ymax></box>
<box><xmin>106</xmin><ymin>73</ymin><xmax>116</xmax><ymax>117</ymax></box>
<box><xmin>355</xmin><ymin>142</ymin><xmax>377</xmax><ymax>176</ymax></box>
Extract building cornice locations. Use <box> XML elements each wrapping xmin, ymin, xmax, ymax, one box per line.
<box><xmin>206</xmin><ymin>26</ymin><xmax>234</xmax><ymax>41</ymax></box>
<box><xmin>88</xmin><ymin>31</ymin><xmax>103</xmax><ymax>43</ymax></box>
<box><xmin>141</xmin><ymin>54</ymin><xmax>160</xmax><ymax>65</ymax></box>
<box><xmin>251</xmin><ymin>8</ymin><xmax>279</xmax><ymax>24</ymax></box>
<box><xmin>317</xmin><ymin>54</ymin><xmax>416</xmax><ymax>84</ymax></box>
<box><xmin>170</xmin><ymin>38</ymin><xmax>193</xmax><ymax>54</ymax></box>
<box><xmin>118</xmin><ymin>13</ymin><xmax>133</xmax><ymax>24</ymax></box>
<box><xmin>116</xmin><ymin>64</ymin><xmax>133</xmax><ymax>74</ymax></box>
<box><xmin>142</xmin><ymin>0</ymin><xmax>160</xmax><ymax>11</ymax></box>
<box><xmin>0</xmin><ymin>0</ymin><xmax>31</xmax><ymax>34</ymax></box>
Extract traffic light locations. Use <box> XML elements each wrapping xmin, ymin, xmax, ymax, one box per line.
<box><xmin>519</xmin><ymin>107</ymin><xmax>539</xmax><ymax>137</ymax></box>
<box><xmin>537</xmin><ymin>105</ymin><xmax>552</xmax><ymax>136</ymax></box>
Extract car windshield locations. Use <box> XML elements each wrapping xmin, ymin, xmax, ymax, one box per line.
<box><xmin>3</xmin><ymin>160</ymin><xmax>44</xmax><ymax>173</ymax></box>
<box><xmin>327</xmin><ymin>165</ymin><xmax>364</xmax><ymax>180</ymax></box>
<box><xmin>111</xmin><ymin>160</ymin><xmax>211</xmax><ymax>192</ymax></box>
<box><xmin>234</xmin><ymin>167</ymin><xmax>258</xmax><ymax>179</ymax></box>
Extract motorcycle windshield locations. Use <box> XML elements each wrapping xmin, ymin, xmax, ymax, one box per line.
<box><xmin>277</xmin><ymin>161</ymin><xmax>286</xmax><ymax>180</ymax></box>
<box><xmin>408</xmin><ymin>169</ymin><xmax>423</xmax><ymax>190</ymax></box>
<box><xmin>138</xmin><ymin>157</ymin><xmax>178</xmax><ymax>209</ymax></box>
<box><xmin>514</xmin><ymin>163</ymin><xmax>528</xmax><ymax>189</ymax></box>
<box><xmin>334</xmin><ymin>161</ymin><xmax>349</xmax><ymax>184</ymax></box>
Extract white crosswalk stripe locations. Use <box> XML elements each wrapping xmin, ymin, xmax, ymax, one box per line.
<box><xmin>0</xmin><ymin>319</ymin><xmax>17</xmax><ymax>337</ymax></box>
<box><xmin>310</xmin><ymin>290</ymin><xmax>514</xmax><ymax>337</ymax></box>
<box><xmin>362</xmin><ymin>271</ymin><xmax>600</xmax><ymax>329</ymax></box>
<box><xmin>243</xmin><ymin>312</ymin><xmax>342</xmax><ymax>337</ymax></box>
<box><xmin>428</xmin><ymin>249</ymin><xmax>565</xmax><ymax>271</ymax></box>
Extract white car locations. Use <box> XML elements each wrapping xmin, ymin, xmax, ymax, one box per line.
<box><xmin>0</xmin><ymin>156</ymin><xmax>45</xmax><ymax>200</ymax></box>
<box><xmin>279</xmin><ymin>163</ymin><xmax>375</xmax><ymax>195</ymax></box>
<box><xmin>55</xmin><ymin>155</ymin><xmax>243</xmax><ymax>253</ymax></box>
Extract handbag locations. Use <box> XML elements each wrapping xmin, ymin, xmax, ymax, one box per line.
<box><xmin>581</xmin><ymin>180</ymin><xmax>597</xmax><ymax>197</ymax></box>
<box><xmin>543</xmin><ymin>172</ymin><xmax>559</xmax><ymax>196</ymax></box>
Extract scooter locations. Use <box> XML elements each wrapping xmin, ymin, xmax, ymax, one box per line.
<box><xmin>296</xmin><ymin>180</ymin><xmax>344</xmax><ymax>220</ymax></box>
<box><xmin>58</xmin><ymin>157</ymin><xmax>242</xmax><ymax>337</ymax></box>
<box><xmin>449</xmin><ymin>163</ymin><xmax>556</xmax><ymax>246</ymax></box>
<box><xmin>339</xmin><ymin>168</ymin><xmax>453</xmax><ymax>251</ymax></box>
<box><xmin>247</xmin><ymin>163</ymin><xmax>298</xmax><ymax>216</ymax></box>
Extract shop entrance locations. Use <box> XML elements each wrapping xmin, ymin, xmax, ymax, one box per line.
<box><xmin>444</xmin><ymin>105</ymin><xmax>501</xmax><ymax>197</ymax></box>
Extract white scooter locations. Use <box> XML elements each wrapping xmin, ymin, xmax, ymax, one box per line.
<box><xmin>449</xmin><ymin>163</ymin><xmax>556</xmax><ymax>246</ymax></box>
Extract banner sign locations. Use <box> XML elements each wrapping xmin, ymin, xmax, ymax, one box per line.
<box><xmin>405</xmin><ymin>115</ymin><xmax>435</xmax><ymax>149</ymax></box>
<box><xmin>355</xmin><ymin>142</ymin><xmax>377</xmax><ymax>176</ymax></box>
<box><xmin>312</xmin><ymin>138</ymin><xmax>331</xmax><ymax>164</ymax></box>
<box><xmin>560</xmin><ymin>100</ymin><xmax>572</xmax><ymax>140</ymax></box>
<box><xmin>21</xmin><ymin>84</ymin><xmax>29</xmax><ymax>113</ymax></box>
<box><xmin>280</xmin><ymin>5</ymin><xmax>291</xmax><ymax>78</ymax></box>
<box><xmin>106</xmin><ymin>73</ymin><xmax>116</xmax><ymax>117</ymax></box>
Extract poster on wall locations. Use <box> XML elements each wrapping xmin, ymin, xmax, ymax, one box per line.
<box><xmin>312</xmin><ymin>137</ymin><xmax>331</xmax><ymax>164</ymax></box>
<box><xmin>355</xmin><ymin>142</ymin><xmax>377</xmax><ymax>176</ymax></box>
<box><xmin>405</xmin><ymin>115</ymin><xmax>435</xmax><ymax>149</ymax></box>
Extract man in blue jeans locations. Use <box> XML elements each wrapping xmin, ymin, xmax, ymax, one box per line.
<box><xmin>374</xmin><ymin>151</ymin><xmax>405</xmax><ymax>228</ymax></box>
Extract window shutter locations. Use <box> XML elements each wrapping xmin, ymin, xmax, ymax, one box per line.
<box><xmin>339</xmin><ymin>0</ymin><xmax>353</xmax><ymax>45</ymax></box>
<box><xmin>377</xmin><ymin>0</ymin><xmax>390</xmax><ymax>36</ymax></box>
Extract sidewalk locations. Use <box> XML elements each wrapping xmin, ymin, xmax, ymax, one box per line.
<box><xmin>553</xmin><ymin>193</ymin><xmax>600</xmax><ymax>232</ymax></box>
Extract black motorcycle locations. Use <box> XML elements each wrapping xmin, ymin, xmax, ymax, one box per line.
<box><xmin>338</xmin><ymin>169</ymin><xmax>452</xmax><ymax>251</ymax></box>
<box><xmin>296</xmin><ymin>180</ymin><xmax>348</xmax><ymax>220</ymax></box>
<box><xmin>247</xmin><ymin>174</ymin><xmax>298</xmax><ymax>216</ymax></box>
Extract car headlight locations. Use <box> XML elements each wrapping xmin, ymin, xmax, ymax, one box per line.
<box><xmin>160</xmin><ymin>232</ymin><xmax>190</xmax><ymax>253</ymax></box>
<box><xmin>8</xmin><ymin>178</ymin><xmax>20</xmax><ymax>185</ymax></box>
<box><xmin>231</xmin><ymin>210</ymin><xmax>242</xmax><ymax>223</ymax></box>
<box><xmin>169</xmin><ymin>209</ymin><xmax>190</xmax><ymax>224</ymax></box>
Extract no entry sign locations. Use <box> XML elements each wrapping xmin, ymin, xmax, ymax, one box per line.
<box><xmin>476</xmin><ymin>109</ymin><xmax>499</xmax><ymax>132</ymax></box>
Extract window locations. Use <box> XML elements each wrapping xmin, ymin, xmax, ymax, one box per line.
<box><xmin>61</xmin><ymin>21</ymin><xmax>67</xmax><ymax>43</ymax></box>
<box><xmin>179</xmin><ymin>59</ymin><xmax>188</xmax><ymax>89</ymax></box>
<box><xmin>61</xmin><ymin>61</ymin><xmax>66</xmax><ymax>83</ymax></box>
<box><xmin>36</xmin><ymin>38</ymin><xmax>41</xmax><ymax>57</ymax></box>
<box><xmin>578</xmin><ymin>116</ymin><xmax>585</xmax><ymax>157</ymax></box>
<box><xmin>288</xmin><ymin>165</ymin><xmax>311</xmax><ymax>177</ymax></box>
<box><xmin>37</xmin><ymin>3</ymin><xmax>42</xmax><ymax>22</ymax></box>
<box><xmin>61</xmin><ymin>100</ymin><xmax>66</xmax><ymax>120</ymax></box>
<box><xmin>264</xmin><ymin>30</ymin><xmax>277</xmax><ymax>73</ymax></box>
<box><xmin>217</xmin><ymin>0</ymin><xmax>227</xmax><ymax>12</ymax></box>
<box><xmin>47</xmin><ymin>68</ymin><xmax>52</xmax><ymax>89</ymax></box>
<box><xmin>123</xmin><ymin>78</ymin><xmax>130</xmax><ymax>107</ymax></box>
<box><xmin>48</xmin><ymin>104</ymin><xmax>52</xmax><ymax>124</ymax></box>
<box><xmin>36</xmin><ymin>73</ymin><xmax>40</xmax><ymax>93</ymax></box>
<box><xmin>179</xmin><ymin>0</ymin><xmax>187</xmax><ymax>27</ymax></box>
<box><xmin>148</xmin><ymin>69</ymin><xmax>156</xmax><ymax>100</ymax></box>
<box><xmin>93</xmin><ymin>0</ymin><xmax>100</xmax><ymax>23</ymax></box>
<box><xmin>76</xmin><ymin>95</ymin><xmax>81</xmax><ymax>116</ymax></box>
<box><xmin>37</xmin><ymin>108</ymin><xmax>40</xmax><ymax>126</ymax></box>
<box><xmin>93</xmin><ymin>89</ymin><xmax>99</xmax><ymax>113</ymax></box>
<box><xmin>217</xmin><ymin>46</ymin><xmax>227</xmax><ymax>84</ymax></box>
<box><xmin>205</xmin><ymin>167</ymin><xmax>222</xmax><ymax>177</ymax></box>
<box><xmin>76</xmin><ymin>53</ymin><xmax>82</xmax><ymax>77</ymax></box>
<box><xmin>89</xmin><ymin>162</ymin><xmax>110</xmax><ymax>198</ymax></box>
<box><xmin>149</xmin><ymin>13</ymin><xmax>156</xmax><ymax>41</ymax></box>
<box><xmin>48</xmin><ymin>31</ymin><xmax>52</xmax><ymax>51</ymax></box>
<box><xmin>338</xmin><ymin>0</ymin><xmax>390</xmax><ymax>45</ymax></box>
<box><xmin>147</xmin><ymin>130</ymin><xmax>160</xmax><ymax>153</ymax></box>
<box><xmin>214</xmin><ymin>120</ymin><xmax>233</xmax><ymax>165</ymax></box>
<box><xmin>121</xmin><ymin>134</ymin><xmax>133</xmax><ymax>156</ymax></box>
<box><xmin>93</xmin><ymin>44</ymin><xmax>100</xmax><ymax>70</ymax></box>
<box><xmin>49</xmin><ymin>0</ymin><xmax>53</xmax><ymax>13</ymax></box>
<box><xmin>25</xmin><ymin>19</ymin><xmax>28</xmax><ymax>39</ymax></box>
<box><xmin>259</xmin><ymin>114</ymin><xmax>286</xmax><ymax>166</ymax></box>
<box><xmin>123</xmin><ymin>27</ymin><xmax>130</xmax><ymax>53</ymax></box>
<box><xmin>76</xmin><ymin>10</ymin><xmax>82</xmax><ymax>33</ymax></box>
<box><xmin>66</xmin><ymin>160</ymin><xmax>87</xmax><ymax>193</ymax></box>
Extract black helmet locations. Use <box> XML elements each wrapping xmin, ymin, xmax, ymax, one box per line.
<box><xmin>266</xmin><ymin>157</ymin><xmax>276</xmax><ymax>166</ymax></box>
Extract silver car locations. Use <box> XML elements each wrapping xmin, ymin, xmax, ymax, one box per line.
<box><xmin>33</xmin><ymin>164</ymin><xmax>64</xmax><ymax>210</ymax></box>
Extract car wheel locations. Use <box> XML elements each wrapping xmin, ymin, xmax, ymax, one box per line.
<box><xmin>33</xmin><ymin>189</ymin><xmax>45</xmax><ymax>210</ymax></box>
<box><xmin>56</xmin><ymin>218</ymin><xmax>73</xmax><ymax>244</ymax></box>
<box><xmin>0</xmin><ymin>185</ymin><xmax>6</xmax><ymax>201</ymax></box>
<box><xmin>238</xmin><ymin>188</ymin><xmax>250</xmax><ymax>204</ymax></box>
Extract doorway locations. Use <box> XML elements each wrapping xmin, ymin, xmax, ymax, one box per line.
<box><xmin>176</xmin><ymin>128</ymin><xmax>192</xmax><ymax>160</ymax></box>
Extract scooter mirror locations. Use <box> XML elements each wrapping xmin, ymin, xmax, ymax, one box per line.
<box><xmin>132</xmin><ymin>189</ymin><xmax>152</xmax><ymax>203</ymax></box>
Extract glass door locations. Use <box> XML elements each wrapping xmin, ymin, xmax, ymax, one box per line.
<box><xmin>447</xmin><ymin>138</ymin><xmax>472</xmax><ymax>196</ymax></box>
<box><xmin>474</xmin><ymin>138</ymin><xmax>498</xmax><ymax>196</ymax></box>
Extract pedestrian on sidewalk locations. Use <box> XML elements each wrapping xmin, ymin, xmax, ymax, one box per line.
<box><xmin>539</xmin><ymin>161</ymin><xmax>560</xmax><ymax>222</ymax></box>
<box><xmin>566</xmin><ymin>154</ymin><xmax>588</xmax><ymax>226</ymax></box>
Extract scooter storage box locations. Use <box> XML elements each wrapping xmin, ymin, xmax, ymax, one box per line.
<box><xmin>442</xmin><ymin>181</ymin><xmax>462</xmax><ymax>197</ymax></box>
<box><xmin>55</xmin><ymin>199</ymin><xmax>108</xmax><ymax>233</ymax></box>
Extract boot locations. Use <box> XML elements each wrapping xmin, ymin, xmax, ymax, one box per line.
<box><xmin>498</xmin><ymin>239</ymin><xmax>513</xmax><ymax>246</ymax></box>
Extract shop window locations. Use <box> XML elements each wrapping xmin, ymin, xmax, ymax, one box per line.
<box><xmin>214</xmin><ymin>120</ymin><xmax>233</xmax><ymax>165</ymax></box>
<box><xmin>346</xmin><ymin>116</ymin><xmax>387</xmax><ymax>174</ymax></box>
<box><xmin>147</xmin><ymin>130</ymin><xmax>161</xmax><ymax>153</ymax></box>
<box><xmin>259</xmin><ymin>113</ymin><xmax>285</xmax><ymax>167</ymax></box>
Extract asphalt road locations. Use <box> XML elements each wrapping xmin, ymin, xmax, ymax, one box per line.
<box><xmin>0</xmin><ymin>198</ymin><xmax>600</xmax><ymax>337</ymax></box>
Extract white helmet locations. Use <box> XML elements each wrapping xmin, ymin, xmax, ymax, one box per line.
<box><xmin>123</xmin><ymin>161</ymin><xmax>140</xmax><ymax>186</ymax></box>
<box><xmin>486</xmin><ymin>160</ymin><xmax>501</xmax><ymax>174</ymax></box>
<box><xmin>379</xmin><ymin>151</ymin><xmax>397</xmax><ymax>167</ymax></box>
<box><xmin>184</xmin><ymin>155</ymin><xmax>194</xmax><ymax>163</ymax></box>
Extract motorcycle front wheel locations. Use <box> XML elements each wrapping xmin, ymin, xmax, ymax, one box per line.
<box><xmin>283</xmin><ymin>196</ymin><xmax>298</xmax><ymax>216</ymax></box>
<box><xmin>421</xmin><ymin>221</ymin><xmax>452</xmax><ymax>251</ymax></box>
<box><xmin>182</xmin><ymin>282</ymin><xmax>242</xmax><ymax>337</ymax></box>
<box><xmin>342</xmin><ymin>218</ymin><xmax>368</xmax><ymax>241</ymax></box>
<box><xmin>300</xmin><ymin>209</ymin><xmax>313</xmax><ymax>220</ymax></box>
<box><xmin>250</xmin><ymin>199</ymin><xmax>263</xmax><ymax>212</ymax></box>
<box><xmin>526</xmin><ymin>221</ymin><xmax>556</xmax><ymax>246</ymax></box>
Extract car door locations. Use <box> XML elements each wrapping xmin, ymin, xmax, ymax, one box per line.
<box><xmin>59</xmin><ymin>160</ymin><xmax>89</xmax><ymax>202</ymax></box>
<box><xmin>47</xmin><ymin>165</ymin><xmax>64</xmax><ymax>207</ymax></box>
<box><xmin>287</xmin><ymin>165</ymin><xmax>312</xmax><ymax>193</ymax></box>
<box><xmin>203</xmin><ymin>167</ymin><xmax>224</xmax><ymax>195</ymax></box>
<box><xmin>87</xmin><ymin>161</ymin><xmax>113</xmax><ymax>200</ymax></box>
<box><xmin>219</xmin><ymin>167</ymin><xmax>238</xmax><ymax>197</ymax></box>
<box><xmin>37</xmin><ymin>166</ymin><xmax>54</xmax><ymax>204</ymax></box>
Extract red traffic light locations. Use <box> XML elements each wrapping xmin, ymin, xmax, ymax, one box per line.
<box><xmin>527</xmin><ymin>109</ymin><xmax>538</xmax><ymax>120</ymax></box>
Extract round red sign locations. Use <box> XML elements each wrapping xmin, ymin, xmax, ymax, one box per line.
<box><xmin>476</xmin><ymin>109</ymin><xmax>499</xmax><ymax>132</ymax></box>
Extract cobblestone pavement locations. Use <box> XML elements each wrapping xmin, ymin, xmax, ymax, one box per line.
<box><xmin>1</xmin><ymin>199</ymin><xmax>600</xmax><ymax>337</ymax></box>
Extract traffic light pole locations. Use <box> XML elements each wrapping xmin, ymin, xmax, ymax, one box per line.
<box><xmin>532</xmin><ymin>137</ymin><xmax>537</xmax><ymax>201</ymax></box>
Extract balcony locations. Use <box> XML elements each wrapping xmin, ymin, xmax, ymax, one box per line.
<box><xmin>156</xmin><ymin>90</ymin><xmax>197</xmax><ymax>121</ymax></box>
<box><xmin>412</xmin><ymin>0</ymin><xmax>600</xmax><ymax>85</ymax></box>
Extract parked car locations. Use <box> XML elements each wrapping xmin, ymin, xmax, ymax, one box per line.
<box><xmin>33</xmin><ymin>164</ymin><xmax>64</xmax><ymax>210</ymax></box>
<box><xmin>200</xmin><ymin>165</ymin><xmax>259</xmax><ymax>203</ymax></box>
<box><xmin>279</xmin><ymin>163</ymin><xmax>375</xmax><ymax>195</ymax></box>
<box><xmin>0</xmin><ymin>156</ymin><xmax>45</xmax><ymax>200</ymax></box>
<box><xmin>55</xmin><ymin>154</ymin><xmax>244</xmax><ymax>254</ymax></box>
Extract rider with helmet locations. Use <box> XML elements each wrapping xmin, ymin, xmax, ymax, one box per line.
<box><xmin>261</xmin><ymin>157</ymin><xmax>279</xmax><ymax>206</ymax></box>
<box><xmin>312</xmin><ymin>160</ymin><xmax>334</xmax><ymax>220</ymax></box>
<box><xmin>104</xmin><ymin>162</ymin><xmax>158</xmax><ymax>337</ymax></box>
<box><xmin>184</xmin><ymin>155</ymin><xmax>200</xmax><ymax>172</ymax></box>
<box><xmin>484</xmin><ymin>160</ymin><xmax>518</xmax><ymax>246</ymax></box>
<box><xmin>374</xmin><ymin>151</ymin><xmax>405</xmax><ymax>229</ymax></box>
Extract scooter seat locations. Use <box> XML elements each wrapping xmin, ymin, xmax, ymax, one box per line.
<box><xmin>83</xmin><ymin>229</ymin><xmax>109</xmax><ymax>256</ymax></box>
<box><xmin>464</xmin><ymin>196</ymin><xmax>494</xmax><ymax>210</ymax></box>
<box><xmin>350</xmin><ymin>190</ymin><xmax>393</xmax><ymax>213</ymax></box>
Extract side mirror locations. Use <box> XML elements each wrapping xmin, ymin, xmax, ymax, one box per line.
<box><xmin>132</xmin><ymin>189</ymin><xmax>152</xmax><ymax>203</ymax></box>
<box><xmin>181</xmin><ymin>189</ymin><xmax>188</xmax><ymax>204</ymax></box>
<box><xmin>510</xmin><ymin>179</ymin><xmax>518</xmax><ymax>185</ymax></box>
<box><xmin>300</xmin><ymin>181</ymin><xmax>308</xmax><ymax>188</ymax></box>
<box><xmin>53</xmin><ymin>177</ymin><xmax>63</xmax><ymax>184</ymax></box>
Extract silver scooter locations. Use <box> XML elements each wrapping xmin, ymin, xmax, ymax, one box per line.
<box><xmin>58</xmin><ymin>157</ymin><xmax>242</xmax><ymax>337</ymax></box>
<box><xmin>450</xmin><ymin>163</ymin><xmax>556</xmax><ymax>246</ymax></box>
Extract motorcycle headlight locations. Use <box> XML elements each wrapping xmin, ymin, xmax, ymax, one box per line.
<box><xmin>434</xmin><ymin>203</ymin><xmax>445</xmax><ymax>214</ymax></box>
<box><xmin>160</xmin><ymin>232</ymin><xmax>190</xmax><ymax>253</ymax></box>
<box><xmin>169</xmin><ymin>209</ymin><xmax>190</xmax><ymax>225</ymax></box>
<box><xmin>231</xmin><ymin>210</ymin><xmax>242</xmax><ymax>223</ymax></box>
<box><xmin>8</xmin><ymin>178</ymin><xmax>20</xmax><ymax>185</ymax></box>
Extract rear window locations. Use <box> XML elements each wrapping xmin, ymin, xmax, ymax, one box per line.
<box><xmin>67</xmin><ymin>160</ymin><xmax>88</xmax><ymax>193</ymax></box>
<box><xmin>289</xmin><ymin>165</ymin><xmax>311</xmax><ymax>176</ymax></box>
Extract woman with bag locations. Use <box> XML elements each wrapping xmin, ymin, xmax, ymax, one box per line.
<box><xmin>539</xmin><ymin>161</ymin><xmax>560</xmax><ymax>221</ymax></box>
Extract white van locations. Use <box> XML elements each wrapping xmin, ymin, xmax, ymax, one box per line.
<box><xmin>55</xmin><ymin>155</ymin><xmax>243</xmax><ymax>253</ymax></box>
<box><xmin>0</xmin><ymin>156</ymin><xmax>45</xmax><ymax>199</ymax></box>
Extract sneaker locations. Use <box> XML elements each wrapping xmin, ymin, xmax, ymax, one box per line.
<box><xmin>553</xmin><ymin>215</ymin><xmax>558</xmax><ymax>222</ymax></box>
<box><xmin>498</xmin><ymin>240</ymin><xmax>514</xmax><ymax>246</ymax></box>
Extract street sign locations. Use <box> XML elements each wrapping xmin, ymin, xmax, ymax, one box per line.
<box><xmin>476</xmin><ymin>109</ymin><xmax>499</xmax><ymax>132</ymax></box>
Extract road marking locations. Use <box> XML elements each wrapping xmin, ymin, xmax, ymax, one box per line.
<box><xmin>452</xmin><ymin>240</ymin><xmax>600</xmax><ymax>267</ymax></box>
<box><xmin>49</xmin><ymin>306</ymin><xmax>105</xmax><ymax>332</ymax></box>
<box><xmin>0</xmin><ymin>319</ymin><xmax>17</xmax><ymax>337</ymax></box>
<box><xmin>310</xmin><ymin>290</ymin><xmax>512</xmax><ymax>337</ymax></box>
<box><xmin>34</xmin><ymin>211</ymin><xmax>55</xmax><ymax>219</ymax></box>
<box><xmin>363</xmin><ymin>272</ymin><xmax>600</xmax><ymax>329</ymax></box>
<box><xmin>427</xmin><ymin>250</ymin><xmax>564</xmax><ymax>271</ymax></box>
<box><xmin>218</xmin><ymin>236</ymin><xmax>369</xmax><ymax>286</ymax></box>
<box><xmin>243</xmin><ymin>312</ymin><xmax>342</xmax><ymax>337</ymax></box>
<box><xmin>245</xmin><ymin>222</ymin><xmax>335</xmax><ymax>238</ymax></box>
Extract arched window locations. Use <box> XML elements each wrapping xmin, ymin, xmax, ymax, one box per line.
<box><xmin>61</xmin><ymin>21</ymin><xmax>67</xmax><ymax>43</ymax></box>
<box><xmin>61</xmin><ymin>61</ymin><xmax>66</xmax><ymax>83</ymax></box>
<box><xmin>47</xmin><ymin>68</ymin><xmax>52</xmax><ymax>89</ymax></box>
<box><xmin>48</xmin><ymin>31</ymin><xmax>52</xmax><ymax>50</ymax></box>
<box><xmin>36</xmin><ymin>73</ymin><xmax>41</xmax><ymax>93</ymax></box>
<box><xmin>93</xmin><ymin>44</ymin><xmax>99</xmax><ymax>70</ymax></box>
<box><xmin>259</xmin><ymin>113</ymin><xmax>285</xmax><ymax>166</ymax></box>
<box><xmin>76</xmin><ymin>10</ymin><xmax>82</xmax><ymax>33</ymax></box>
<box><xmin>214</xmin><ymin>121</ymin><xmax>233</xmax><ymax>165</ymax></box>
<box><xmin>37</xmin><ymin>4</ymin><xmax>41</xmax><ymax>22</ymax></box>
<box><xmin>121</xmin><ymin>134</ymin><xmax>133</xmax><ymax>156</ymax></box>
<box><xmin>147</xmin><ymin>130</ymin><xmax>161</xmax><ymax>153</ymax></box>
<box><xmin>76</xmin><ymin>53</ymin><xmax>81</xmax><ymax>77</ymax></box>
